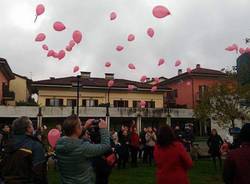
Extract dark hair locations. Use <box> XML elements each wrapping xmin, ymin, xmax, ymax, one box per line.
<box><xmin>63</xmin><ymin>114</ymin><xmax>80</xmax><ymax>136</ymax></box>
<box><xmin>12</xmin><ymin>116</ymin><xmax>31</xmax><ymax>135</ymax></box>
<box><xmin>240</xmin><ymin>123</ymin><xmax>250</xmax><ymax>143</ymax></box>
<box><xmin>157</xmin><ymin>125</ymin><xmax>177</xmax><ymax>147</ymax></box>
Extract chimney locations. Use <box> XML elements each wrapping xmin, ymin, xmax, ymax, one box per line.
<box><xmin>178</xmin><ymin>69</ymin><xmax>182</xmax><ymax>75</ymax></box>
<box><xmin>196</xmin><ymin>64</ymin><xmax>201</xmax><ymax>69</ymax></box>
<box><xmin>105</xmin><ymin>73</ymin><xmax>114</xmax><ymax>80</ymax></box>
<box><xmin>81</xmin><ymin>72</ymin><xmax>91</xmax><ymax>79</ymax></box>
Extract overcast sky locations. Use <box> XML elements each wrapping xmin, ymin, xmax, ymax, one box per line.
<box><xmin>0</xmin><ymin>0</ymin><xmax>249</xmax><ymax>81</ymax></box>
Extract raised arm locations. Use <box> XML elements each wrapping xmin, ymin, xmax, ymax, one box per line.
<box><xmin>81</xmin><ymin>120</ymin><xmax>111</xmax><ymax>158</ymax></box>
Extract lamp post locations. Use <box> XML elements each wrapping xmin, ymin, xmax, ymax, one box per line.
<box><xmin>72</xmin><ymin>75</ymin><xmax>81</xmax><ymax>117</ymax></box>
<box><xmin>37</xmin><ymin>106</ymin><xmax>43</xmax><ymax>128</ymax></box>
<box><xmin>76</xmin><ymin>75</ymin><xmax>80</xmax><ymax>116</ymax></box>
<box><xmin>106</xmin><ymin>87</ymin><xmax>111</xmax><ymax>131</ymax></box>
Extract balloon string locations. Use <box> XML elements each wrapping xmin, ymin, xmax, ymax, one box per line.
<box><xmin>34</xmin><ymin>15</ymin><xmax>38</xmax><ymax>23</ymax></box>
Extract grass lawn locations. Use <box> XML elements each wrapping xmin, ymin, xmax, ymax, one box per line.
<box><xmin>48</xmin><ymin>159</ymin><xmax>224</xmax><ymax>184</ymax></box>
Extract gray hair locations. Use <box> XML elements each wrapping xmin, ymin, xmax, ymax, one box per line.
<box><xmin>12</xmin><ymin>116</ymin><xmax>31</xmax><ymax>135</ymax></box>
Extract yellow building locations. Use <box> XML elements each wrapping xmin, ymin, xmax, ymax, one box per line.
<box><xmin>33</xmin><ymin>72</ymin><xmax>170</xmax><ymax>108</ymax></box>
<box><xmin>8</xmin><ymin>73</ymin><xmax>32</xmax><ymax>105</ymax></box>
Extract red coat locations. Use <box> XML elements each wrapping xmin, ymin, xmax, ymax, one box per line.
<box><xmin>154</xmin><ymin>141</ymin><xmax>193</xmax><ymax>184</ymax></box>
<box><xmin>130</xmin><ymin>132</ymin><xmax>140</xmax><ymax>148</ymax></box>
<box><xmin>223</xmin><ymin>143</ymin><xmax>250</xmax><ymax>184</ymax></box>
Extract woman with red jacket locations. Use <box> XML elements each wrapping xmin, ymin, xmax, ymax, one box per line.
<box><xmin>130</xmin><ymin>122</ymin><xmax>140</xmax><ymax>167</ymax></box>
<box><xmin>154</xmin><ymin>125</ymin><xmax>193</xmax><ymax>184</ymax></box>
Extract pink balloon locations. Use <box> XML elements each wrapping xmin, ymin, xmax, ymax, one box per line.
<box><xmin>140</xmin><ymin>75</ymin><xmax>147</xmax><ymax>83</ymax></box>
<box><xmin>66</xmin><ymin>45</ymin><xmax>72</xmax><ymax>52</ymax></box>
<box><xmin>57</xmin><ymin>50</ymin><xmax>66</xmax><ymax>60</ymax></box>
<box><xmin>42</xmin><ymin>44</ymin><xmax>49</xmax><ymax>51</ymax></box>
<box><xmin>158</xmin><ymin>58</ymin><xmax>165</xmax><ymax>66</ymax></box>
<box><xmin>153</xmin><ymin>77</ymin><xmax>160</xmax><ymax>85</ymax></box>
<box><xmin>116</xmin><ymin>45</ymin><xmax>124</xmax><ymax>52</ymax></box>
<box><xmin>128</xmin><ymin>85</ymin><xmax>136</xmax><ymax>91</ymax></box>
<box><xmin>108</xmin><ymin>80</ymin><xmax>114</xmax><ymax>88</ymax></box>
<box><xmin>239</xmin><ymin>48</ymin><xmax>245</xmax><ymax>54</ymax></box>
<box><xmin>47</xmin><ymin>50</ymin><xmax>55</xmax><ymax>57</ymax></box>
<box><xmin>35</xmin><ymin>33</ymin><xmax>46</xmax><ymax>42</ymax></box>
<box><xmin>175</xmin><ymin>60</ymin><xmax>181</xmax><ymax>67</ymax></box>
<box><xmin>140</xmin><ymin>100</ymin><xmax>146</xmax><ymax>108</ymax></box>
<box><xmin>225</xmin><ymin>44</ymin><xmax>238</xmax><ymax>53</ymax></box>
<box><xmin>147</xmin><ymin>28</ymin><xmax>154</xmax><ymax>38</ymax></box>
<box><xmin>73</xmin><ymin>66</ymin><xmax>80</xmax><ymax>73</ymax></box>
<box><xmin>110</xmin><ymin>12</ymin><xmax>117</xmax><ymax>21</ymax></box>
<box><xmin>73</xmin><ymin>30</ymin><xmax>82</xmax><ymax>44</ymax></box>
<box><xmin>128</xmin><ymin>63</ymin><xmax>136</xmax><ymax>70</ymax></box>
<box><xmin>245</xmin><ymin>47</ymin><xmax>250</xmax><ymax>53</ymax></box>
<box><xmin>187</xmin><ymin>68</ymin><xmax>192</xmax><ymax>73</ymax></box>
<box><xmin>48</xmin><ymin>129</ymin><xmax>60</xmax><ymax>148</ymax></box>
<box><xmin>53</xmin><ymin>21</ymin><xmax>66</xmax><ymax>31</ymax></box>
<box><xmin>152</xmin><ymin>5</ymin><xmax>171</xmax><ymax>19</ymax></box>
<box><xmin>105</xmin><ymin>62</ymin><xmax>111</xmax><ymax>68</ymax></box>
<box><xmin>151</xmin><ymin>86</ymin><xmax>158</xmax><ymax>92</ymax></box>
<box><xmin>36</xmin><ymin>4</ymin><xmax>45</xmax><ymax>16</ymax></box>
<box><xmin>186</xmin><ymin>81</ymin><xmax>192</xmax><ymax>86</ymax></box>
<box><xmin>52</xmin><ymin>51</ymin><xmax>59</xmax><ymax>58</ymax></box>
<box><xmin>128</xmin><ymin>34</ymin><xmax>135</xmax><ymax>42</ymax></box>
<box><xmin>69</xmin><ymin>40</ymin><xmax>76</xmax><ymax>48</ymax></box>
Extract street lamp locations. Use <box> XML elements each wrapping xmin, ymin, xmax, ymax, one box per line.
<box><xmin>72</xmin><ymin>75</ymin><xmax>81</xmax><ymax>117</ymax></box>
<box><xmin>37</xmin><ymin>106</ymin><xmax>43</xmax><ymax>128</ymax></box>
<box><xmin>106</xmin><ymin>87</ymin><xmax>111</xmax><ymax>130</ymax></box>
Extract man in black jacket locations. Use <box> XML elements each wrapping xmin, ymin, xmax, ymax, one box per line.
<box><xmin>0</xmin><ymin>116</ymin><xmax>48</xmax><ymax>184</ymax></box>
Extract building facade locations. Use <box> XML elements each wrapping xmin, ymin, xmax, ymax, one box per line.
<box><xmin>0</xmin><ymin>58</ymin><xmax>15</xmax><ymax>105</ymax></box>
<box><xmin>160</xmin><ymin>64</ymin><xmax>230</xmax><ymax>109</ymax></box>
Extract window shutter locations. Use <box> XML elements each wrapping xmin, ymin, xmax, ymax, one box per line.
<box><xmin>59</xmin><ymin>99</ymin><xmax>63</xmax><ymax>106</ymax></box>
<box><xmin>94</xmin><ymin>100</ymin><xmax>98</xmax><ymax>107</ymax></box>
<box><xmin>45</xmin><ymin>99</ymin><xmax>50</xmax><ymax>106</ymax></box>
<box><xmin>82</xmin><ymin>99</ymin><xmax>86</xmax><ymax>107</ymax></box>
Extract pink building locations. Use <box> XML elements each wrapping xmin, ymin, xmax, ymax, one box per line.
<box><xmin>161</xmin><ymin>64</ymin><xmax>229</xmax><ymax>109</ymax></box>
<box><xmin>0</xmin><ymin>58</ymin><xmax>15</xmax><ymax>105</ymax></box>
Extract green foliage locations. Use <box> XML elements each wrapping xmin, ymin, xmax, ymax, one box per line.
<box><xmin>16</xmin><ymin>97</ymin><xmax>38</xmax><ymax>106</ymax></box>
<box><xmin>194</xmin><ymin>82</ymin><xmax>250</xmax><ymax>128</ymax></box>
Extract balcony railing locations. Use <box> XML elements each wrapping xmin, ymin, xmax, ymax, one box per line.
<box><xmin>0</xmin><ymin>106</ymin><xmax>194</xmax><ymax>118</ymax></box>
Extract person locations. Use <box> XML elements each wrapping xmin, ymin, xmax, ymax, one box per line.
<box><xmin>117</xmin><ymin>130</ymin><xmax>130</xmax><ymax>169</ymax></box>
<box><xmin>139</xmin><ymin>128</ymin><xmax>147</xmax><ymax>161</ymax></box>
<box><xmin>130</xmin><ymin>126</ymin><xmax>140</xmax><ymax>167</ymax></box>
<box><xmin>110</xmin><ymin>128</ymin><xmax>118</xmax><ymax>145</ymax></box>
<box><xmin>0</xmin><ymin>116</ymin><xmax>48</xmax><ymax>184</ymax></box>
<box><xmin>145</xmin><ymin>127</ymin><xmax>157</xmax><ymax>165</ymax></box>
<box><xmin>183</xmin><ymin>126</ymin><xmax>194</xmax><ymax>152</ymax></box>
<box><xmin>207</xmin><ymin>129</ymin><xmax>223</xmax><ymax>170</ymax></box>
<box><xmin>223</xmin><ymin>123</ymin><xmax>250</xmax><ymax>184</ymax></box>
<box><xmin>56</xmin><ymin>124</ymin><xmax>63</xmax><ymax>136</ymax></box>
<box><xmin>0</xmin><ymin>124</ymin><xmax>10</xmax><ymax>154</ymax></box>
<box><xmin>154</xmin><ymin>125</ymin><xmax>193</xmax><ymax>184</ymax></box>
<box><xmin>55</xmin><ymin>115</ymin><xmax>111</xmax><ymax>184</ymax></box>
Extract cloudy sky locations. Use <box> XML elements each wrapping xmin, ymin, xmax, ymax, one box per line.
<box><xmin>0</xmin><ymin>0</ymin><xmax>249</xmax><ymax>81</ymax></box>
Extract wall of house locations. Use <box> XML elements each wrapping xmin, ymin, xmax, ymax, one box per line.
<box><xmin>37</xmin><ymin>87</ymin><xmax>164</xmax><ymax>108</ymax></box>
<box><xmin>168</xmin><ymin>77</ymin><xmax>226</xmax><ymax>108</ymax></box>
<box><xmin>0</xmin><ymin>71</ymin><xmax>8</xmax><ymax>104</ymax></box>
<box><xmin>9</xmin><ymin>75</ymin><xmax>28</xmax><ymax>105</ymax></box>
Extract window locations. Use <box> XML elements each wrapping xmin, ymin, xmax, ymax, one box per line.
<box><xmin>67</xmin><ymin>99</ymin><xmax>77</xmax><ymax>107</ymax></box>
<box><xmin>45</xmin><ymin>98</ymin><xmax>63</xmax><ymax>106</ymax></box>
<box><xmin>199</xmin><ymin>85</ymin><xmax>208</xmax><ymax>98</ymax></box>
<box><xmin>114</xmin><ymin>100</ymin><xmax>128</xmax><ymax>107</ymax></box>
<box><xmin>82</xmin><ymin>99</ymin><xmax>98</xmax><ymax>107</ymax></box>
<box><xmin>133</xmin><ymin>101</ymin><xmax>140</xmax><ymax>108</ymax></box>
<box><xmin>146</xmin><ymin>101</ymin><xmax>155</xmax><ymax>108</ymax></box>
<box><xmin>173</xmin><ymin>89</ymin><xmax>178</xmax><ymax>98</ymax></box>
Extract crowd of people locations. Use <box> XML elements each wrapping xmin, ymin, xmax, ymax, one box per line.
<box><xmin>0</xmin><ymin>116</ymin><xmax>250</xmax><ymax>184</ymax></box>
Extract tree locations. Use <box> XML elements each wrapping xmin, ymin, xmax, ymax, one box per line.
<box><xmin>194</xmin><ymin>82</ymin><xmax>249</xmax><ymax>128</ymax></box>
